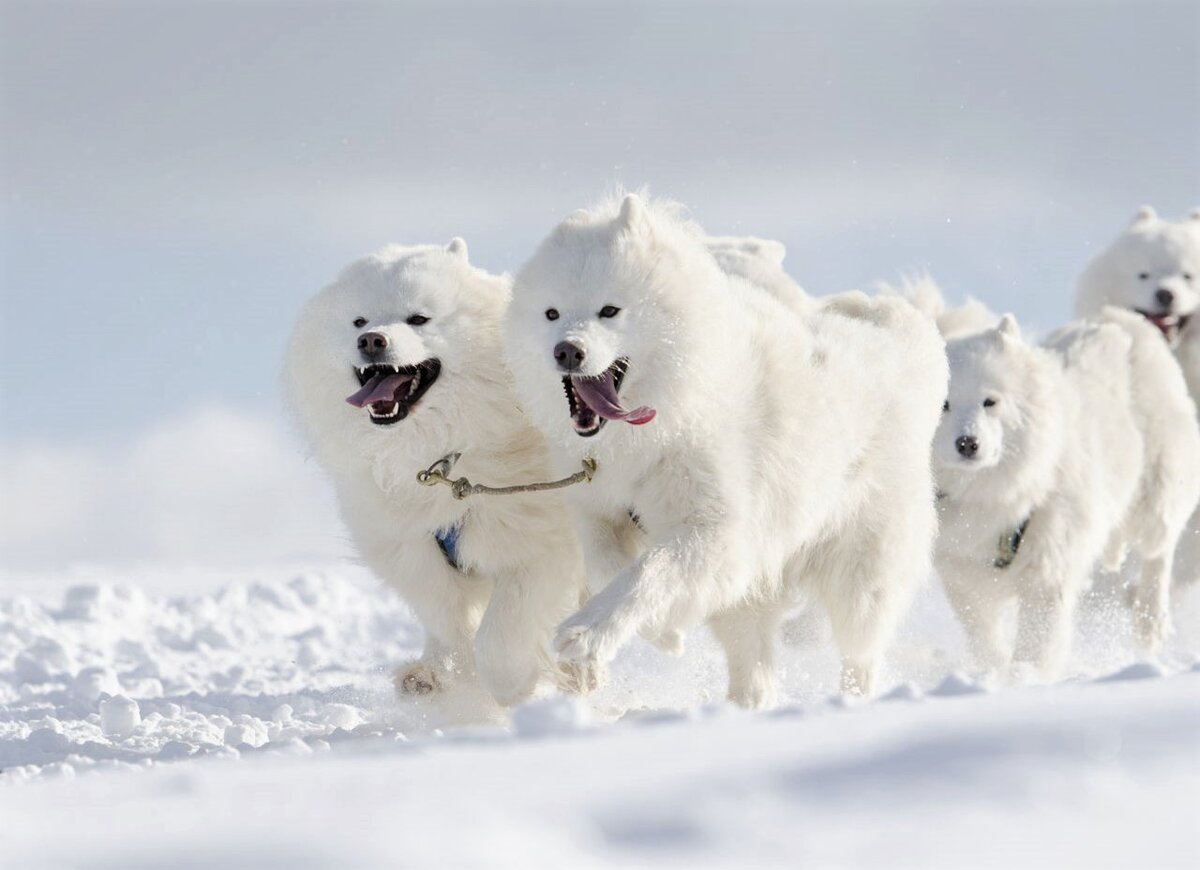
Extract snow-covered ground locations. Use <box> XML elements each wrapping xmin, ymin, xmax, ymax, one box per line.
<box><xmin>1</xmin><ymin>566</ymin><xmax>1198</xmax><ymax>868</ymax></box>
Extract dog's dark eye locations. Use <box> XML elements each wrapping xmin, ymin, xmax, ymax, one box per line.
<box><xmin>942</xmin><ymin>401</ymin><xmax>949</xmax><ymax>413</ymax></box>
<box><xmin>406</xmin><ymin>314</ymin><xmax>430</xmax><ymax>326</ymax></box>
<box><xmin>1185</xmin><ymin>273</ymin><xmax>1194</xmax><ymax>282</ymax></box>
<box><xmin>599</xmin><ymin>305</ymin><xmax>621</xmax><ymax>319</ymax></box>
<box><xmin>353</xmin><ymin>317</ymin><xmax>368</xmax><ymax>328</ymax></box>
<box><xmin>1138</xmin><ymin>272</ymin><xmax>1150</xmax><ymax>281</ymax></box>
<box><xmin>983</xmin><ymin>397</ymin><xmax>997</xmax><ymax>408</ymax></box>
<box><xmin>545</xmin><ymin>308</ymin><xmax>560</xmax><ymax>321</ymax></box>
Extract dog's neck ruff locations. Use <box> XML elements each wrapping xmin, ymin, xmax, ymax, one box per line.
<box><xmin>993</xmin><ymin>516</ymin><xmax>1030</xmax><ymax>569</ymax></box>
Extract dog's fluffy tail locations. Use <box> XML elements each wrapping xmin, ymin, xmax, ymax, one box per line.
<box><xmin>706</xmin><ymin>235</ymin><xmax>810</xmax><ymax>313</ymax></box>
<box><xmin>877</xmin><ymin>274</ymin><xmax>999</xmax><ymax>339</ymax></box>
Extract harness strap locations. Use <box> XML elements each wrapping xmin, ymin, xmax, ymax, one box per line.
<box><xmin>417</xmin><ymin>452</ymin><xmax>596</xmax><ymax>500</ymax></box>
<box><xmin>435</xmin><ymin>522</ymin><xmax>464</xmax><ymax>572</ymax></box>
<box><xmin>994</xmin><ymin>516</ymin><xmax>1030</xmax><ymax>569</ymax></box>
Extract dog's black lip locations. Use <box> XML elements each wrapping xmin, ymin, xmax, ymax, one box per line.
<box><xmin>562</xmin><ymin>357</ymin><xmax>629</xmax><ymax>437</ymax></box>
<box><xmin>352</xmin><ymin>358</ymin><xmax>442</xmax><ymax>426</ymax></box>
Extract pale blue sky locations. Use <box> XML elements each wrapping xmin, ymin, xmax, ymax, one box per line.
<box><xmin>1</xmin><ymin>0</ymin><xmax>1198</xmax><ymax>569</ymax></box>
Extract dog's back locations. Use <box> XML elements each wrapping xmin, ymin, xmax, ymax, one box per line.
<box><xmin>1094</xmin><ymin>308</ymin><xmax>1200</xmax><ymax>561</ymax></box>
<box><xmin>1042</xmin><ymin>319</ymin><xmax>1144</xmax><ymax>568</ymax></box>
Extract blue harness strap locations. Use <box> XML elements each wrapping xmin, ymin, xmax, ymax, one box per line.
<box><xmin>993</xmin><ymin>516</ymin><xmax>1030</xmax><ymax>569</ymax></box>
<box><xmin>435</xmin><ymin>521</ymin><xmax>464</xmax><ymax>572</ymax></box>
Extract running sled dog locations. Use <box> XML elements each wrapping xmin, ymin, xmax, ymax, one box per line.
<box><xmin>933</xmin><ymin>310</ymin><xmax>1200</xmax><ymax>675</ymax></box>
<box><xmin>286</xmin><ymin>241</ymin><xmax>590</xmax><ymax>706</ymax></box>
<box><xmin>504</xmin><ymin>194</ymin><xmax>947</xmax><ymax>707</ymax></box>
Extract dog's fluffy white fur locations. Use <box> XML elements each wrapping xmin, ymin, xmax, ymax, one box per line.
<box><xmin>879</xmin><ymin>275</ymin><xmax>1000</xmax><ymax>339</ymax></box>
<box><xmin>503</xmin><ymin>194</ymin><xmax>947</xmax><ymax>707</ymax></box>
<box><xmin>1075</xmin><ymin>206</ymin><xmax>1200</xmax><ymax>343</ymax></box>
<box><xmin>704</xmin><ymin>235</ymin><xmax>811</xmax><ymax>313</ymax></box>
<box><xmin>1176</xmin><ymin>321</ymin><xmax>1200</xmax><ymax>582</ymax></box>
<box><xmin>1091</xmin><ymin>308</ymin><xmax>1200</xmax><ymax>637</ymax></box>
<box><xmin>1074</xmin><ymin>206</ymin><xmax>1200</xmax><ymax>587</ymax></box>
<box><xmin>933</xmin><ymin>309</ymin><xmax>1200</xmax><ymax>676</ymax></box>
<box><xmin>285</xmin><ymin>241</ymin><xmax>589</xmax><ymax>706</ymax></box>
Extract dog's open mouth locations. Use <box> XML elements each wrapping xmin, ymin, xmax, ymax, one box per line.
<box><xmin>1135</xmin><ymin>309</ymin><xmax>1191</xmax><ymax>342</ymax></box>
<box><xmin>346</xmin><ymin>360</ymin><xmax>441</xmax><ymax>425</ymax></box>
<box><xmin>562</xmin><ymin>358</ymin><xmax>656</xmax><ymax>437</ymax></box>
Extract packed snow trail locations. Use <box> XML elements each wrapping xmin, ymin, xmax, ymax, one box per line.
<box><xmin>0</xmin><ymin>568</ymin><xmax>1197</xmax><ymax>867</ymax></box>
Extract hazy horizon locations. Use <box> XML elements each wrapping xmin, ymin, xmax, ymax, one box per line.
<box><xmin>2</xmin><ymin>0</ymin><xmax>1198</xmax><ymax>571</ymax></box>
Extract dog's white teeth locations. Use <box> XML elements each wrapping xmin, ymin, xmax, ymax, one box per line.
<box><xmin>369</xmin><ymin>404</ymin><xmax>400</xmax><ymax>419</ymax></box>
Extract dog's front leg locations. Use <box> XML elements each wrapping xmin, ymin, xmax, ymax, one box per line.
<box><xmin>387</xmin><ymin>550</ymin><xmax>490</xmax><ymax>697</ymax></box>
<box><xmin>568</xmin><ymin>501</ymin><xmax>644</xmax><ymax>596</ymax></box>
<box><xmin>554</xmin><ymin>524</ymin><xmax>732</xmax><ymax>665</ymax></box>
<box><xmin>473</xmin><ymin>570</ymin><xmax>547</xmax><ymax>706</ymax></box>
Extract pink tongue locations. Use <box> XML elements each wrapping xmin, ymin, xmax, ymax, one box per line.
<box><xmin>346</xmin><ymin>373</ymin><xmax>413</xmax><ymax>408</ymax></box>
<box><xmin>572</xmin><ymin>376</ymin><xmax>656</xmax><ymax>425</ymax></box>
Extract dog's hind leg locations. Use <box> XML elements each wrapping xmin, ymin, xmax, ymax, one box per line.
<box><xmin>817</xmin><ymin>503</ymin><xmax>929</xmax><ymax>697</ymax></box>
<box><xmin>1128</xmin><ymin>551</ymin><xmax>1174</xmax><ymax>652</ymax></box>
<box><xmin>1174</xmin><ymin>508</ymin><xmax>1200</xmax><ymax>588</ymax></box>
<box><xmin>709</xmin><ymin>602</ymin><xmax>784</xmax><ymax>710</ymax></box>
<box><xmin>823</xmin><ymin>584</ymin><xmax>904</xmax><ymax>697</ymax></box>
<box><xmin>1173</xmin><ymin>507</ymin><xmax>1200</xmax><ymax>588</ymax></box>
<box><xmin>819</xmin><ymin>571</ymin><xmax>914</xmax><ymax>697</ymax></box>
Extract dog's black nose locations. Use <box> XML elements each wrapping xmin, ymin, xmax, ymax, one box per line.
<box><xmin>955</xmin><ymin>435</ymin><xmax>979</xmax><ymax>458</ymax></box>
<box><xmin>554</xmin><ymin>341</ymin><xmax>586</xmax><ymax>372</ymax></box>
<box><xmin>1155</xmin><ymin>288</ymin><xmax>1174</xmax><ymax>308</ymax></box>
<box><xmin>358</xmin><ymin>331</ymin><xmax>389</xmax><ymax>358</ymax></box>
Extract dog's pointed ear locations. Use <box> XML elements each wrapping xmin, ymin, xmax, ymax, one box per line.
<box><xmin>619</xmin><ymin>193</ymin><xmax>647</xmax><ymax>231</ymax></box>
<box><xmin>446</xmin><ymin>237</ymin><xmax>469</xmax><ymax>260</ymax></box>
<box><xmin>1131</xmin><ymin>205</ymin><xmax>1157</xmax><ymax>226</ymax></box>
<box><xmin>996</xmin><ymin>313</ymin><xmax>1020</xmax><ymax>339</ymax></box>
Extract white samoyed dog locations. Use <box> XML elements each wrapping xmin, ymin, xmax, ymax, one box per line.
<box><xmin>285</xmin><ymin>241</ymin><xmax>590</xmax><ymax>706</ymax></box>
<box><xmin>1074</xmin><ymin>206</ymin><xmax>1200</xmax><ymax>586</ymax></box>
<box><xmin>934</xmin><ymin>310</ymin><xmax>1199</xmax><ymax>675</ymax></box>
<box><xmin>503</xmin><ymin>193</ymin><xmax>947</xmax><ymax>707</ymax></box>
<box><xmin>1089</xmin><ymin>308</ymin><xmax>1200</xmax><ymax>640</ymax></box>
<box><xmin>1076</xmin><ymin>206</ymin><xmax>1200</xmax><ymax>347</ymax></box>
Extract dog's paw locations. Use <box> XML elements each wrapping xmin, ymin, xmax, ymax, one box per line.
<box><xmin>839</xmin><ymin>661</ymin><xmax>877</xmax><ymax>697</ymax></box>
<box><xmin>1132</xmin><ymin>609</ymin><xmax>1170</xmax><ymax>653</ymax></box>
<box><xmin>393</xmin><ymin>662</ymin><xmax>442</xmax><ymax>697</ymax></box>
<box><xmin>554</xmin><ymin>621</ymin><xmax>600</xmax><ymax>662</ymax></box>
<box><xmin>554</xmin><ymin>616</ymin><xmax>622</xmax><ymax>664</ymax></box>
<box><xmin>1127</xmin><ymin>591</ymin><xmax>1171</xmax><ymax>652</ymax></box>
<box><xmin>555</xmin><ymin>659</ymin><xmax>608</xmax><ymax>695</ymax></box>
<box><xmin>728</xmin><ymin>678</ymin><xmax>778</xmax><ymax>711</ymax></box>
